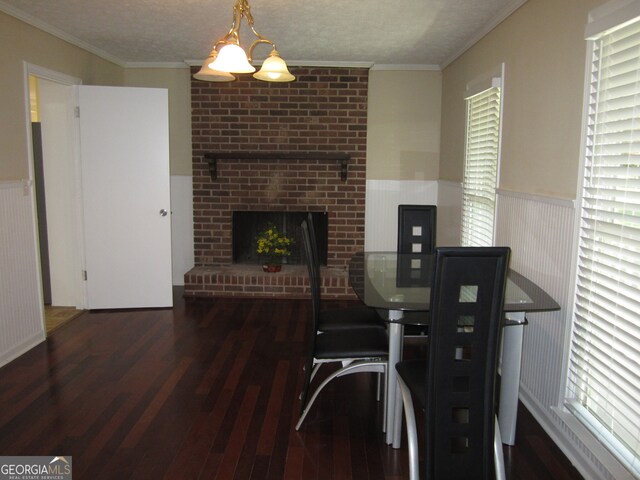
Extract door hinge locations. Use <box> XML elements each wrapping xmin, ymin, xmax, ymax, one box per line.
<box><xmin>83</xmin><ymin>270</ymin><xmax>87</xmax><ymax>281</ymax></box>
<box><xmin>74</xmin><ymin>106</ymin><xmax>80</xmax><ymax>118</ymax></box>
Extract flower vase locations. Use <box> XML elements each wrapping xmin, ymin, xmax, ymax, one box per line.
<box><xmin>263</xmin><ymin>264</ymin><xmax>282</xmax><ymax>273</ymax></box>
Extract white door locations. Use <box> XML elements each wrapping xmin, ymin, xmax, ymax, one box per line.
<box><xmin>78</xmin><ymin>85</ymin><xmax>173</xmax><ymax>309</ymax></box>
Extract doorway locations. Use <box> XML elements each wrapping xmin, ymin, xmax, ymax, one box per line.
<box><xmin>27</xmin><ymin>66</ymin><xmax>85</xmax><ymax>334</ymax></box>
<box><xmin>26</xmin><ymin>64</ymin><xmax>174</xmax><ymax>316</ymax></box>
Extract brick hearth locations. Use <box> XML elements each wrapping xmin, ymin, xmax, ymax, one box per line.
<box><xmin>184</xmin><ymin>265</ymin><xmax>352</xmax><ymax>299</ymax></box>
<box><xmin>184</xmin><ymin>66</ymin><xmax>369</xmax><ymax>299</ymax></box>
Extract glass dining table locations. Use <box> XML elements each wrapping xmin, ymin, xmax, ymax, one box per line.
<box><xmin>349</xmin><ymin>252</ymin><xmax>560</xmax><ymax>448</ymax></box>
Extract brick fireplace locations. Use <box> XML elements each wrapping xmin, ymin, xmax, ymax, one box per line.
<box><xmin>183</xmin><ymin>67</ymin><xmax>369</xmax><ymax>299</ymax></box>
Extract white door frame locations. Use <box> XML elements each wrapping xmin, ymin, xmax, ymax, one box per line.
<box><xmin>23</xmin><ymin>62</ymin><xmax>87</xmax><ymax>315</ymax></box>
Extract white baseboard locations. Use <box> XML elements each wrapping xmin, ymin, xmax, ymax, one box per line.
<box><xmin>0</xmin><ymin>332</ymin><xmax>45</xmax><ymax>369</ymax></box>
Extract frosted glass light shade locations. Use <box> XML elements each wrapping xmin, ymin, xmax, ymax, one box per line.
<box><xmin>193</xmin><ymin>55</ymin><xmax>236</xmax><ymax>82</ymax></box>
<box><xmin>253</xmin><ymin>51</ymin><xmax>295</xmax><ymax>82</ymax></box>
<box><xmin>210</xmin><ymin>44</ymin><xmax>255</xmax><ymax>73</ymax></box>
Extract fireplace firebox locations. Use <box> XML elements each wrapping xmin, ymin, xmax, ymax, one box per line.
<box><xmin>232</xmin><ymin>211</ymin><xmax>328</xmax><ymax>265</ymax></box>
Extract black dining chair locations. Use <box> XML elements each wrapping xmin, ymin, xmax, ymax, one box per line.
<box><xmin>306</xmin><ymin>212</ymin><xmax>385</xmax><ymax>332</ymax></box>
<box><xmin>296</xmin><ymin>220</ymin><xmax>389</xmax><ymax>430</ymax></box>
<box><xmin>397</xmin><ymin>205</ymin><xmax>437</xmax><ymax>335</ymax></box>
<box><xmin>395</xmin><ymin>246</ymin><xmax>509</xmax><ymax>480</ymax></box>
<box><xmin>397</xmin><ymin>205</ymin><xmax>437</xmax><ymax>255</ymax></box>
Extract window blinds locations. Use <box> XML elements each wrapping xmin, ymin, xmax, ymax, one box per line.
<box><xmin>567</xmin><ymin>17</ymin><xmax>640</xmax><ymax>475</ymax></box>
<box><xmin>461</xmin><ymin>86</ymin><xmax>501</xmax><ymax>247</ymax></box>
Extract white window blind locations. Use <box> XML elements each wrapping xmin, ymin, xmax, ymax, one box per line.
<box><xmin>567</xmin><ymin>15</ymin><xmax>640</xmax><ymax>476</ymax></box>
<box><xmin>461</xmin><ymin>84</ymin><xmax>501</xmax><ymax>247</ymax></box>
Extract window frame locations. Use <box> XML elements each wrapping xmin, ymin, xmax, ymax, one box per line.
<box><xmin>461</xmin><ymin>64</ymin><xmax>505</xmax><ymax>247</ymax></box>
<box><xmin>563</xmin><ymin>1</ymin><xmax>640</xmax><ymax>477</ymax></box>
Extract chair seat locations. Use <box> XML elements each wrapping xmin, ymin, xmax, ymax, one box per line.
<box><xmin>319</xmin><ymin>305</ymin><xmax>385</xmax><ymax>331</ymax></box>
<box><xmin>316</xmin><ymin>328</ymin><xmax>388</xmax><ymax>359</ymax></box>
<box><xmin>404</xmin><ymin>324</ymin><xmax>429</xmax><ymax>336</ymax></box>
<box><xmin>402</xmin><ymin>311</ymin><xmax>430</xmax><ymax>336</ymax></box>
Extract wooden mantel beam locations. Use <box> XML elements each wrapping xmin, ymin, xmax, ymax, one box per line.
<box><xmin>203</xmin><ymin>152</ymin><xmax>350</xmax><ymax>181</ymax></box>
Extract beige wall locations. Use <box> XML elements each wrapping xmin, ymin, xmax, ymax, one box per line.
<box><xmin>440</xmin><ymin>0</ymin><xmax>609</xmax><ymax>200</ymax></box>
<box><xmin>123</xmin><ymin>68</ymin><xmax>193</xmax><ymax>176</ymax></box>
<box><xmin>0</xmin><ymin>11</ymin><xmax>124</xmax><ymax>181</ymax></box>
<box><xmin>366</xmin><ymin>69</ymin><xmax>442</xmax><ymax>181</ymax></box>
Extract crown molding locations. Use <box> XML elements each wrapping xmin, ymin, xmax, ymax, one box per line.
<box><xmin>283</xmin><ymin>60</ymin><xmax>375</xmax><ymax>69</ymax></box>
<box><xmin>124</xmin><ymin>62</ymin><xmax>190</xmax><ymax>69</ymax></box>
<box><xmin>146</xmin><ymin>60</ymin><xmax>440</xmax><ymax>72</ymax></box>
<box><xmin>371</xmin><ymin>64</ymin><xmax>440</xmax><ymax>71</ymax></box>
<box><xmin>186</xmin><ymin>59</ymin><xmax>375</xmax><ymax>69</ymax></box>
<box><xmin>0</xmin><ymin>0</ymin><xmax>125</xmax><ymax>67</ymax></box>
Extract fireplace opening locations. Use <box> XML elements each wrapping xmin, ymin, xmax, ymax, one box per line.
<box><xmin>232</xmin><ymin>211</ymin><xmax>328</xmax><ymax>265</ymax></box>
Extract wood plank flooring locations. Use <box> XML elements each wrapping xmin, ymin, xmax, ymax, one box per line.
<box><xmin>0</xmin><ymin>290</ymin><xmax>584</xmax><ymax>479</ymax></box>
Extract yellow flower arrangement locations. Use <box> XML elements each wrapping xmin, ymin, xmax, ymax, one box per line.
<box><xmin>255</xmin><ymin>223</ymin><xmax>293</xmax><ymax>265</ymax></box>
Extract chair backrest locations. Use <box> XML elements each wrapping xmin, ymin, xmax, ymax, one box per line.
<box><xmin>425</xmin><ymin>246</ymin><xmax>510</xmax><ymax>479</ymax></box>
<box><xmin>300</xmin><ymin>219</ymin><xmax>321</xmax><ymax>414</ymax></box>
<box><xmin>301</xmin><ymin>220</ymin><xmax>321</xmax><ymax>331</ymax></box>
<box><xmin>397</xmin><ymin>205</ymin><xmax>437</xmax><ymax>254</ymax></box>
<box><xmin>306</xmin><ymin>212</ymin><xmax>319</xmax><ymax>269</ymax></box>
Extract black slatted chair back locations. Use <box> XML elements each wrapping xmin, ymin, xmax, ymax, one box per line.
<box><xmin>301</xmin><ymin>220</ymin><xmax>321</xmax><ymax>326</ymax></box>
<box><xmin>300</xmin><ymin>219</ymin><xmax>319</xmax><ymax>413</ymax></box>
<box><xmin>426</xmin><ymin>247</ymin><xmax>510</xmax><ymax>479</ymax></box>
<box><xmin>397</xmin><ymin>205</ymin><xmax>436</xmax><ymax>329</ymax></box>
<box><xmin>303</xmin><ymin>218</ymin><xmax>383</xmax><ymax>334</ymax></box>
<box><xmin>297</xmin><ymin>220</ymin><xmax>388</xmax><ymax>429</ymax></box>
<box><xmin>306</xmin><ymin>212</ymin><xmax>319</xmax><ymax>270</ymax></box>
<box><xmin>397</xmin><ymin>205</ymin><xmax>437</xmax><ymax>254</ymax></box>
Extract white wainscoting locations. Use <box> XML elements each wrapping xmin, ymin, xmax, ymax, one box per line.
<box><xmin>0</xmin><ymin>181</ymin><xmax>45</xmax><ymax>367</ymax></box>
<box><xmin>495</xmin><ymin>190</ymin><xmax>576</xmax><ymax>408</ymax></box>
<box><xmin>364</xmin><ymin>179</ymin><xmax>438</xmax><ymax>250</ymax></box>
<box><xmin>495</xmin><ymin>190</ymin><xmax>622</xmax><ymax>480</ymax></box>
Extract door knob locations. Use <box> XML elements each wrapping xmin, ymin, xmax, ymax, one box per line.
<box><xmin>160</xmin><ymin>209</ymin><xmax>168</xmax><ymax>217</ymax></box>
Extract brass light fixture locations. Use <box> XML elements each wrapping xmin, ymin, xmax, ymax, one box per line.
<box><xmin>194</xmin><ymin>0</ymin><xmax>295</xmax><ymax>83</ymax></box>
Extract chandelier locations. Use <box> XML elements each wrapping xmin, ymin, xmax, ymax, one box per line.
<box><xmin>194</xmin><ymin>0</ymin><xmax>295</xmax><ymax>83</ymax></box>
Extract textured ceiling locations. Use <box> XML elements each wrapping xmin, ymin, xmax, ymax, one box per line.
<box><xmin>0</xmin><ymin>0</ymin><xmax>527</xmax><ymax>68</ymax></box>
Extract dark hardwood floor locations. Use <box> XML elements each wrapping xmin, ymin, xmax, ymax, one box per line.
<box><xmin>0</xmin><ymin>290</ymin><xmax>583</xmax><ymax>479</ymax></box>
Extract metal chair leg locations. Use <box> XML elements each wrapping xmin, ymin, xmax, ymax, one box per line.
<box><xmin>296</xmin><ymin>361</ymin><xmax>386</xmax><ymax>431</ymax></box>
<box><xmin>382</xmin><ymin>365</ymin><xmax>388</xmax><ymax>432</ymax></box>
<box><xmin>309</xmin><ymin>363</ymin><xmax>322</xmax><ymax>383</ymax></box>
<box><xmin>494</xmin><ymin>416</ymin><xmax>506</xmax><ymax>480</ymax></box>
<box><xmin>397</xmin><ymin>375</ymin><xmax>419</xmax><ymax>480</ymax></box>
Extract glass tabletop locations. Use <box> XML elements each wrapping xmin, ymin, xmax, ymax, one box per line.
<box><xmin>349</xmin><ymin>252</ymin><xmax>559</xmax><ymax>315</ymax></box>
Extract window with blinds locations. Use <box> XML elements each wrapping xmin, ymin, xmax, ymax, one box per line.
<box><xmin>461</xmin><ymin>83</ymin><xmax>502</xmax><ymax>247</ymax></box>
<box><xmin>566</xmin><ymin>13</ymin><xmax>640</xmax><ymax>476</ymax></box>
